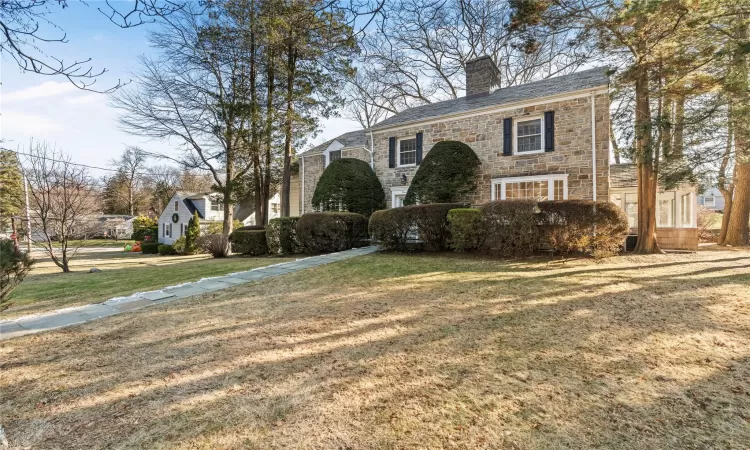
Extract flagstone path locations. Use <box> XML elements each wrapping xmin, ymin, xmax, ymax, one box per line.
<box><xmin>0</xmin><ymin>246</ymin><xmax>379</xmax><ymax>340</ymax></box>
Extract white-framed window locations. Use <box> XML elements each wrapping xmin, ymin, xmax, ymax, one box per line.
<box><xmin>514</xmin><ymin>116</ymin><xmax>544</xmax><ymax>155</ymax></box>
<box><xmin>271</xmin><ymin>203</ymin><xmax>279</xmax><ymax>214</ymax></box>
<box><xmin>397</xmin><ymin>137</ymin><xmax>417</xmax><ymax>167</ymax></box>
<box><xmin>658</xmin><ymin>198</ymin><xmax>675</xmax><ymax>227</ymax></box>
<box><xmin>174</xmin><ymin>200</ymin><xmax>179</xmax><ymax>212</ymax></box>
<box><xmin>491</xmin><ymin>174</ymin><xmax>567</xmax><ymax>201</ymax></box>
<box><xmin>163</xmin><ymin>222</ymin><xmax>172</xmax><ymax>238</ymax></box>
<box><xmin>625</xmin><ymin>193</ymin><xmax>638</xmax><ymax>228</ymax></box>
<box><xmin>180</xmin><ymin>223</ymin><xmax>184</xmax><ymax>236</ymax></box>
<box><xmin>391</xmin><ymin>186</ymin><xmax>408</xmax><ymax>208</ymax></box>
<box><xmin>210</xmin><ymin>198</ymin><xmax>222</xmax><ymax>212</ymax></box>
<box><xmin>324</xmin><ymin>141</ymin><xmax>344</xmax><ymax>167</ymax></box>
<box><xmin>681</xmin><ymin>193</ymin><xmax>693</xmax><ymax>226</ymax></box>
<box><xmin>704</xmin><ymin>196</ymin><xmax>715</xmax><ymax>207</ymax></box>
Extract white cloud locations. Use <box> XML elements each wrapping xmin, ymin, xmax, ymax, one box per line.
<box><xmin>2</xmin><ymin>110</ymin><xmax>66</xmax><ymax>135</ymax></box>
<box><xmin>3</xmin><ymin>81</ymin><xmax>78</xmax><ymax>103</ymax></box>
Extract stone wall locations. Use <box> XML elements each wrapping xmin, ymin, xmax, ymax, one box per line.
<box><xmin>656</xmin><ymin>228</ymin><xmax>699</xmax><ymax>251</ymax></box>
<box><xmin>300</xmin><ymin>92</ymin><xmax>609</xmax><ymax>211</ymax></box>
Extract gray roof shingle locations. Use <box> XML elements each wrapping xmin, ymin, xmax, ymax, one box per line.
<box><xmin>610</xmin><ymin>164</ymin><xmax>637</xmax><ymax>188</ymax></box>
<box><xmin>372</xmin><ymin>67</ymin><xmax>609</xmax><ymax>130</ymax></box>
<box><xmin>301</xmin><ymin>129</ymin><xmax>368</xmax><ymax>155</ymax></box>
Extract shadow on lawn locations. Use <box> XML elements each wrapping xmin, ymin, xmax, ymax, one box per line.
<box><xmin>1</xmin><ymin>252</ymin><xmax>749</xmax><ymax>448</ymax></box>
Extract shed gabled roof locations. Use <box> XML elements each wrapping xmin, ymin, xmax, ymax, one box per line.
<box><xmin>300</xmin><ymin>129</ymin><xmax>368</xmax><ymax>155</ymax></box>
<box><xmin>610</xmin><ymin>164</ymin><xmax>638</xmax><ymax>188</ymax></box>
<box><xmin>182</xmin><ymin>198</ymin><xmax>204</xmax><ymax>219</ymax></box>
<box><xmin>372</xmin><ymin>67</ymin><xmax>610</xmax><ymax>130</ymax></box>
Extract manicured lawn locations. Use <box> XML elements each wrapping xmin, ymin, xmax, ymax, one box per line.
<box><xmin>3</xmin><ymin>249</ymin><xmax>294</xmax><ymax>319</ymax></box>
<box><xmin>46</xmin><ymin>239</ymin><xmax>137</xmax><ymax>248</ymax></box>
<box><xmin>1</xmin><ymin>249</ymin><xmax>749</xmax><ymax>448</ymax></box>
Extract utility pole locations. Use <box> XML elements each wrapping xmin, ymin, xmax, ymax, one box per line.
<box><xmin>23</xmin><ymin>173</ymin><xmax>31</xmax><ymax>253</ymax></box>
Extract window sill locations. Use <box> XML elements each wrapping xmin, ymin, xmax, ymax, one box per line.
<box><xmin>512</xmin><ymin>149</ymin><xmax>545</xmax><ymax>156</ymax></box>
<box><xmin>396</xmin><ymin>164</ymin><xmax>416</xmax><ymax>168</ymax></box>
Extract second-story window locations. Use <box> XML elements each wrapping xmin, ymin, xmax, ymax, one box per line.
<box><xmin>174</xmin><ymin>200</ymin><xmax>179</xmax><ymax>212</ymax></box>
<box><xmin>211</xmin><ymin>198</ymin><xmax>221</xmax><ymax>211</ymax></box>
<box><xmin>515</xmin><ymin>118</ymin><xmax>543</xmax><ymax>154</ymax></box>
<box><xmin>398</xmin><ymin>138</ymin><xmax>417</xmax><ymax>166</ymax></box>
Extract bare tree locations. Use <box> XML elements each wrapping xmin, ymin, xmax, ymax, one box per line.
<box><xmin>21</xmin><ymin>142</ymin><xmax>99</xmax><ymax>273</ymax></box>
<box><xmin>109</xmin><ymin>146</ymin><xmax>148</xmax><ymax>216</ymax></box>
<box><xmin>0</xmin><ymin>0</ymin><xmax>188</xmax><ymax>91</ymax></box>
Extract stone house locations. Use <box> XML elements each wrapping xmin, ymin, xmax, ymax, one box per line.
<box><xmin>300</xmin><ymin>56</ymin><xmax>610</xmax><ymax>211</ymax></box>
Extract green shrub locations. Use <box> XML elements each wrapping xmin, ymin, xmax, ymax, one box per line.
<box><xmin>312</xmin><ymin>158</ymin><xmax>385</xmax><ymax>217</ymax></box>
<box><xmin>1</xmin><ymin>239</ymin><xmax>34</xmax><ymax>311</ymax></box>
<box><xmin>404</xmin><ymin>141</ymin><xmax>480</xmax><ymax>205</ymax></box>
<box><xmin>296</xmin><ymin>212</ymin><xmax>369</xmax><ymax>253</ymax></box>
<box><xmin>132</xmin><ymin>216</ymin><xmax>158</xmax><ymax>242</ymax></box>
<box><xmin>447</xmin><ymin>208</ymin><xmax>486</xmax><ymax>252</ymax></box>
<box><xmin>185</xmin><ymin>211</ymin><xmax>200</xmax><ymax>254</ymax></box>
<box><xmin>172</xmin><ymin>236</ymin><xmax>186</xmax><ymax>254</ymax></box>
<box><xmin>157</xmin><ymin>244</ymin><xmax>178</xmax><ymax>256</ymax></box>
<box><xmin>195</xmin><ymin>234</ymin><xmax>228</xmax><ymax>258</ymax></box>
<box><xmin>267</xmin><ymin>217</ymin><xmax>302</xmax><ymax>254</ymax></box>
<box><xmin>141</xmin><ymin>242</ymin><xmax>160</xmax><ymax>254</ymax></box>
<box><xmin>538</xmin><ymin>201</ymin><xmax>628</xmax><ymax>258</ymax></box>
<box><xmin>412</xmin><ymin>203</ymin><xmax>465</xmax><ymax>251</ymax></box>
<box><xmin>369</xmin><ymin>207</ymin><xmax>415</xmax><ymax>251</ymax></box>
<box><xmin>479</xmin><ymin>200</ymin><xmax>539</xmax><ymax>257</ymax></box>
<box><xmin>230</xmin><ymin>229</ymin><xmax>268</xmax><ymax>256</ymax></box>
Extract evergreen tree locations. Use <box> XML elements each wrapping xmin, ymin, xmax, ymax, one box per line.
<box><xmin>0</xmin><ymin>150</ymin><xmax>25</xmax><ymax>231</ymax></box>
<box><xmin>185</xmin><ymin>211</ymin><xmax>201</xmax><ymax>254</ymax></box>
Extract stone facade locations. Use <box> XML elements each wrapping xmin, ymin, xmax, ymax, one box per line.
<box><xmin>300</xmin><ymin>92</ymin><xmax>610</xmax><ymax>212</ymax></box>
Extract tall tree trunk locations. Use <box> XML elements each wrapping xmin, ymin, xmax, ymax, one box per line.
<box><xmin>281</xmin><ymin>42</ymin><xmax>296</xmax><ymax>218</ymax></box>
<box><xmin>673</xmin><ymin>94</ymin><xmax>685</xmax><ymax>158</ymax></box>
<box><xmin>633</xmin><ymin>64</ymin><xmax>662</xmax><ymax>253</ymax></box>
<box><xmin>723</xmin><ymin>14</ymin><xmax>750</xmax><ymax>247</ymax></box>
<box><xmin>249</xmin><ymin>2</ymin><xmax>263</xmax><ymax>226</ymax></box>
<box><xmin>261</xmin><ymin>50</ymin><xmax>276</xmax><ymax>226</ymax></box>
<box><xmin>718</xmin><ymin>109</ymin><xmax>734</xmax><ymax>244</ymax></box>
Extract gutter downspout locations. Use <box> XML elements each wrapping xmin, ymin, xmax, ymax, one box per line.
<box><xmin>300</xmin><ymin>155</ymin><xmax>305</xmax><ymax>214</ymax></box>
<box><xmin>591</xmin><ymin>91</ymin><xmax>597</xmax><ymax>202</ymax></box>
<box><xmin>369</xmin><ymin>129</ymin><xmax>375</xmax><ymax>169</ymax></box>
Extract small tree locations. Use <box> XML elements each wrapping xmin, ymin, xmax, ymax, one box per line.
<box><xmin>312</xmin><ymin>158</ymin><xmax>385</xmax><ymax>217</ymax></box>
<box><xmin>185</xmin><ymin>211</ymin><xmax>201</xmax><ymax>254</ymax></box>
<box><xmin>404</xmin><ymin>141</ymin><xmax>480</xmax><ymax>205</ymax></box>
<box><xmin>0</xmin><ymin>239</ymin><xmax>34</xmax><ymax>311</ymax></box>
<box><xmin>131</xmin><ymin>215</ymin><xmax>158</xmax><ymax>242</ymax></box>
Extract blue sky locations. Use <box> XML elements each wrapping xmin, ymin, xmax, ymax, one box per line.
<box><xmin>1</xmin><ymin>1</ymin><xmax>360</xmax><ymax>177</ymax></box>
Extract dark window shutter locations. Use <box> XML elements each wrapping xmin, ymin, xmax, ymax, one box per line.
<box><xmin>503</xmin><ymin>118</ymin><xmax>513</xmax><ymax>156</ymax></box>
<box><xmin>388</xmin><ymin>137</ymin><xmax>396</xmax><ymax>168</ymax></box>
<box><xmin>544</xmin><ymin>111</ymin><xmax>555</xmax><ymax>152</ymax></box>
<box><xmin>415</xmin><ymin>132</ymin><xmax>423</xmax><ymax>165</ymax></box>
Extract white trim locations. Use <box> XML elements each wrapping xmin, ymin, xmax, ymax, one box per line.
<box><xmin>703</xmin><ymin>196</ymin><xmax>715</xmax><ymax>207</ymax></box>
<box><xmin>490</xmin><ymin>174</ymin><xmax>568</xmax><ymax>201</ymax></box>
<box><xmin>323</xmin><ymin>140</ymin><xmax>344</xmax><ymax>167</ymax></box>
<box><xmin>372</xmin><ymin>87</ymin><xmax>609</xmax><ymax>134</ymax></box>
<box><xmin>590</xmin><ymin>92</ymin><xmax>597</xmax><ymax>202</ymax></box>
<box><xmin>301</xmin><ymin>155</ymin><xmax>305</xmax><ymax>214</ymax></box>
<box><xmin>396</xmin><ymin>136</ymin><xmax>417</xmax><ymax>168</ymax></box>
<box><xmin>512</xmin><ymin>115</ymin><xmax>545</xmax><ymax>155</ymax></box>
<box><xmin>391</xmin><ymin>186</ymin><xmax>408</xmax><ymax>208</ymax></box>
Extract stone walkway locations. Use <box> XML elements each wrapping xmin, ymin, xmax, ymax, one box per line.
<box><xmin>0</xmin><ymin>246</ymin><xmax>379</xmax><ymax>340</ymax></box>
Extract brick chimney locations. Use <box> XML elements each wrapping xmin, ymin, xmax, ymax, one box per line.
<box><xmin>465</xmin><ymin>56</ymin><xmax>501</xmax><ymax>98</ymax></box>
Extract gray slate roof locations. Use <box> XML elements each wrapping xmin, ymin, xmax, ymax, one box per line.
<box><xmin>610</xmin><ymin>164</ymin><xmax>637</xmax><ymax>188</ymax></box>
<box><xmin>301</xmin><ymin>129</ymin><xmax>368</xmax><ymax>155</ymax></box>
<box><xmin>372</xmin><ymin>67</ymin><xmax>609</xmax><ymax>130</ymax></box>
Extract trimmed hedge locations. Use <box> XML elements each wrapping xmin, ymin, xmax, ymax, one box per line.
<box><xmin>266</xmin><ymin>217</ymin><xmax>302</xmax><ymax>255</ymax></box>
<box><xmin>404</xmin><ymin>141</ymin><xmax>480</xmax><ymax>205</ymax></box>
<box><xmin>538</xmin><ymin>200</ymin><xmax>628</xmax><ymax>258</ymax></box>
<box><xmin>230</xmin><ymin>229</ymin><xmax>268</xmax><ymax>255</ymax></box>
<box><xmin>296</xmin><ymin>212</ymin><xmax>369</xmax><ymax>253</ymax></box>
<box><xmin>447</xmin><ymin>208</ymin><xmax>485</xmax><ymax>252</ymax></box>
<box><xmin>369</xmin><ymin>207</ymin><xmax>415</xmax><ymax>252</ymax></box>
<box><xmin>157</xmin><ymin>244</ymin><xmax>177</xmax><ymax>256</ymax></box>
<box><xmin>312</xmin><ymin>158</ymin><xmax>386</xmax><ymax>217</ymax></box>
<box><xmin>479</xmin><ymin>200</ymin><xmax>539</xmax><ymax>257</ymax></box>
<box><xmin>141</xmin><ymin>242</ymin><xmax>159</xmax><ymax>254</ymax></box>
<box><xmin>369</xmin><ymin>203</ymin><xmax>465</xmax><ymax>251</ymax></box>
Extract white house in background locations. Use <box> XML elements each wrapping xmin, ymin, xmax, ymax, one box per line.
<box><xmin>609</xmin><ymin>164</ymin><xmax>699</xmax><ymax>251</ymax></box>
<box><xmin>697</xmin><ymin>187</ymin><xmax>726</xmax><ymax>211</ymax></box>
<box><xmin>157</xmin><ymin>178</ymin><xmax>301</xmax><ymax>245</ymax></box>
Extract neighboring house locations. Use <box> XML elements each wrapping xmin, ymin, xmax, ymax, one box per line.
<box><xmin>697</xmin><ymin>187</ymin><xmax>725</xmax><ymax>211</ymax></box>
<box><xmin>610</xmin><ymin>164</ymin><xmax>698</xmax><ymax>251</ymax></box>
<box><xmin>301</xmin><ymin>56</ymin><xmax>610</xmax><ymax>210</ymax></box>
<box><xmin>157</xmin><ymin>176</ymin><xmax>301</xmax><ymax>245</ymax></box>
<box><xmin>97</xmin><ymin>215</ymin><xmax>134</xmax><ymax>239</ymax></box>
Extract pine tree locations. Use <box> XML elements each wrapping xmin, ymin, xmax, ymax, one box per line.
<box><xmin>185</xmin><ymin>211</ymin><xmax>201</xmax><ymax>254</ymax></box>
<box><xmin>0</xmin><ymin>150</ymin><xmax>24</xmax><ymax>231</ymax></box>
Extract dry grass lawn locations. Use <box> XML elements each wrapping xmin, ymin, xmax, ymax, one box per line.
<box><xmin>1</xmin><ymin>248</ymin><xmax>749</xmax><ymax>449</ymax></box>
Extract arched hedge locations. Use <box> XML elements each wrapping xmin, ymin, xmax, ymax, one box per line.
<box><xmin>404</xmin><ymin>140</ymin><xmax>481</xmax><ymax>205</ymax></box>
<box><xmin>312</xmin><ymin>158</ymin><xmax>385</xmax><ymax>217</ymax></box>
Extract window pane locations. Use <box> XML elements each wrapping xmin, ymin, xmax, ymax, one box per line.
<box><xmin>503</xmin><ymin>180</ymin><xmax>549</xmax><ymax>200</ymax></box>
<box><xmin>554</xmin><ymin>180</ymin><xmax>564</xmax><ymax>200</ymax></box>
<box><xmin>681</xmin><ymin>194</ymin><xmax>692</xmax><ymax>226</ymax></box>
<box><xmin>625</xmin><ymin>193</ymin><xmax>637</xmax><ymax>228</ymax></box>
<box><xmin>658</xmin><ymin>199</ymin><xmax>674</xmax><ymax>227</ymax></box>
<box><xmin>329</xmin><ymin>150</ymin><xmax>341</xmax><ymax>162</ymax></box>
<box><xmin>516</xmin><ymin>119</ymin><xmax>542</xmax><ymax>153</ymax></box>
<box><xmin>399</xmin><ymin>138</ymin><xmax>417</xmax><ymax>165</ymax></box>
